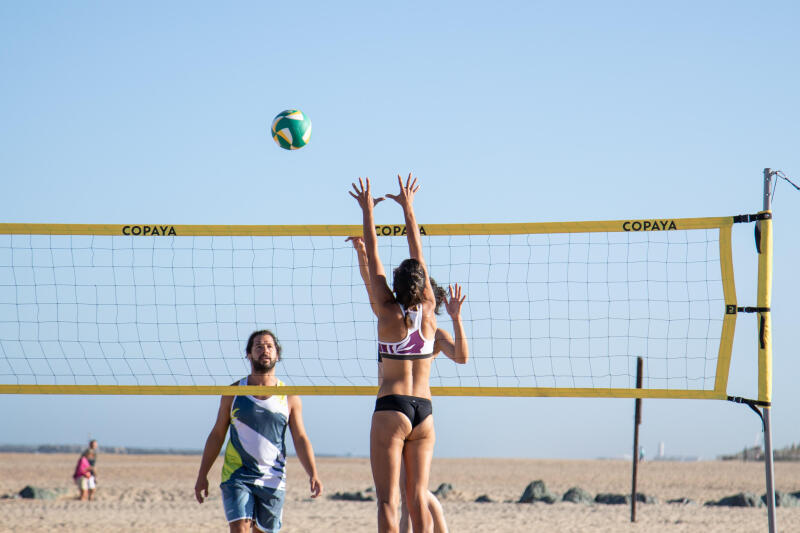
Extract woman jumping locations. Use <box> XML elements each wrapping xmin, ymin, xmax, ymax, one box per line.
<box><xmin>347</xmin><ymin>235</ymin><xmax>468</xmax><ymax>533</ymax></box>
<box><xmin>350</xmin><ymin>174</ymin><xmax>446</xmax><ymax>533</ymax></box>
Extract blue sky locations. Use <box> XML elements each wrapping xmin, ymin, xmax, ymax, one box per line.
<box><xmin>1</xmin><ymin>1</ymin><xmax>798</xmax><ymax>460</ymax></box>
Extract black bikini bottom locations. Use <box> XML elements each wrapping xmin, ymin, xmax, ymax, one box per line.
<box><xmin>374</xmin><ymin>394</ymin><xmax>432</xmax><ymax>428</ymax></box>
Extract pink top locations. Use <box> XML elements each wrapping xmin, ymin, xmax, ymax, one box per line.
<box><xmin>74</xmin><ymin>456</ymin><xmax>92</xmax><ymax>479</ymax></box>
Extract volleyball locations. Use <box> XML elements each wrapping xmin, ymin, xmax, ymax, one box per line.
<box><xmin>271</xmin><ymin>109</ymin><xmax>312</xmax><ymax>150</ymax></box>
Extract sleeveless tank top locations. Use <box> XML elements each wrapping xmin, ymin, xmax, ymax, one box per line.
<box><xmin>220</xmin><ymin>377</ymin><xmax>289</xmax><ymax>490</ymax></box>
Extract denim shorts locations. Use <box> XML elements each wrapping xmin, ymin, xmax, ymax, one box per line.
<box><xmin>220</xmin><ymin>480</ymin><xmax>285</xmax><ymax>533</ymax></box>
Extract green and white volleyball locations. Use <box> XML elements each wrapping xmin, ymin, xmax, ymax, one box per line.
<box><xmin>271</xmin><ymin>109</ymin><xmax>312</xmax><ymax>150</ymax></box>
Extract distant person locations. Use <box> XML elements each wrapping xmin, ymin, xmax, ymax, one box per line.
<box><xmin>85</xmin><ymin>439</ymin><xmax>99</xmax><ymax>500</ymax></box>
<box><xmin>347</xmin><ymin>235</ymin><xmax>467</xmax><ymax>533</ymax></box>
<box><xmin>195</xmin><ymin>329</ymin><xmax>323</xmax><ymax>533</ymax></box>
<box><xmin>73</xmin><ymin>446</ymin><xmax>96</xmax><ymax>501</ymax></box>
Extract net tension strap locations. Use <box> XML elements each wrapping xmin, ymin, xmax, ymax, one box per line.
<box><xmin>732</xmin><ymin>212</ymin><xmax>771</xmax><ymax>223</ymax></box>
<box><xmin>727</xmin><ymin>396</ymin><xmax>770</xmax><ymax>430</ymax></box>
<box><xmin>733</xmin><ymin>210</ymin><xmax>771</xmax><ymax>254</ymax></box>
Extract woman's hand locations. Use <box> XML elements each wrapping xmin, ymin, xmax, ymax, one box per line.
<box><xmin>385</xmin><ymin>173</ymin><xmax>419</xmax><ymax>210</ymax></box>
<box><xmin>349</xmin><ymin>178</ymin><xmax>384</xmax><ymax>211</ymax></box>
<box><xmin>445</xmin><ymin>283</ymin><xmax>466</xmax><ymax>319</ymax></box>
<box><xmin>345</xmin><ymin>236</ymin><xmax>366</xmax><ymax>254</ymax></box>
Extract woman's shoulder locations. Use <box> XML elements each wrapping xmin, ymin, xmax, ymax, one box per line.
<box><xmin>377</xmin><ymin>300</ymin><xmax>406</xmax><ymax>322</ymax></box>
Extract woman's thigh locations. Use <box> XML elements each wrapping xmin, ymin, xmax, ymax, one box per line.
<box><xmin>370</xmin><ymin>410</ymin><xmax>411</xmax><ymax>498</ymax></box>
<box><xmin>403</xmin><ymin>415</ymin><xmax>436</xmax><ymax>496</ymax></box>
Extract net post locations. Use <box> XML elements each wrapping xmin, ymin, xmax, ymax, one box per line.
<box><xmin>630</xmin><ymin>356</ymin><xmax>643</xmax><ymax>522</ymax></box>
<box><xmin>761</xmin><ymin>168</ymin><xmax>777</xmax><ymax>533</ymax></box>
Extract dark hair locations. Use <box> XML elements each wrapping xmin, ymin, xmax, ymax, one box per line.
<box><xmin>430</xmin><ymin>278</ymin><xmax>446</xmax><ymax>315</ymax></box>
<box><xmin>392</xmin><ymin>258</ymin><xmax>427</xmax><ymax>309</ymax></box>
<box><xmin>245</xmin><ymin>329</ymin><xmax>282</xmax><ymax>358</ymax></box>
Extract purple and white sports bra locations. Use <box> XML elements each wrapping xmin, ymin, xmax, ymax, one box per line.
<box><xmin>377</xmin><ymin>305</ymin><xmax>435</xmax><ymax>361</ymax></box>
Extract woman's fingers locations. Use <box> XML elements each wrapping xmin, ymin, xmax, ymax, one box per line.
<box><xmin>407</xmin><ymin>173</ymin><xmax>418</xmax><ymax>192</ymax></box>
<box><xmin>448</xmin><ymin>284</ymin><xmax>466</xmax><ymax>305</ymax></box>
<box><xmin>351</xmin><ymin>178</ymin><xmax>377</xmax><ymax>205</ymax></box>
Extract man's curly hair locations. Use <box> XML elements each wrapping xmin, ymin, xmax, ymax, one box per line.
<box><xmin>245</xmin><ymin>329</ymin><xmax>282</xmax><ymax>360</ymax></box>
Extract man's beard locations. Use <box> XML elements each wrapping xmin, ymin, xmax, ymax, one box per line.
<box><xmin>252</xmin><ymin>358</ymin><xmax>277</xmax><ymax>373</ymax></box>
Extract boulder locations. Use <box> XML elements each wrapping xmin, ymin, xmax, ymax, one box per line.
<box><xmin>762</xmin><ymin>491</ymin><xmax>800</xmax><ymax>508</ymax></box>
<box><xmin>593</xmin><ymin>492</ymin><xmax>655</xmax><ymax>505</ymax></box>
<box><xmin>635</xmin><ymin>493</ymin><xmax>658</xmax><ymax>504</ymax></box>
<box><xmin>594</xmin><ymin>493</ymin><xmax>630</xmax><ymax>505</ymax></box>
<box><xmin>519</xmin><ymin>480</ymin><xmax>556</xmax><ymax>504</ymax></box>
<box><xmin>562</xmin><ymin>487</ymin><xmax>593</xmax><ymax>504</ymax></box>
<box><xmin>19</xmin><ymin>486</ymin><xmax>60</xmax><ymax>500</ymax></box>
<box><xmin>432</xmin><ymin>483</ymin><xmax>453</xmax><ymax>499</ymax></box>
<box><xmin>474</xmin><ymin>494</ymin><xmax>494</xmax><ymax>503</ymax></box>
<box><xmin>706</xmin><ymin>492</ymin><xmax>762</xmax><ymax>507</ymax></box>
<box><xmin>667</xmin><ymin>497</ymin><xmax>695</xmax><ymax>505</ymax></box>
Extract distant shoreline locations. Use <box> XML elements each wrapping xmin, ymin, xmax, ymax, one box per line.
<box><xmin>0</xmin><ymin>444</ymin><xmax>203</xmax><ymax>456</ymax></box>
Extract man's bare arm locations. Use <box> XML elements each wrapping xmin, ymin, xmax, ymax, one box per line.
<box><xmin>194</xmin><ymin>395</ymin><xmax>233</xmax><ymax>503</ymax></box>
<box><xmin>288</xmin><ymin>395</ymin><xmax>323</xmax><ymax>498</ymax></box>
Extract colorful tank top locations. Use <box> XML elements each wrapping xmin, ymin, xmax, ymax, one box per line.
<box><xmin>221</xmin><ymin>377</ymin><xmax>289</xmax><ymax>490</ymax></box>
<box><xmin>377</xmin><ymin>305</ymin><xmax>435</xmax><ymax>361</ymax></box>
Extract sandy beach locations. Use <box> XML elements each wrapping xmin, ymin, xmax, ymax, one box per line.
<box><xmin>1</xmin><ymin>453</ymin><xmax>799</xmax><ymax>532</ymax></box>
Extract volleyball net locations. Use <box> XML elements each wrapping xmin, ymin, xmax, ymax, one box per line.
<box><xmin>0</xmin><ymin>214</ymin><xmax>772</xmax><ymax>403</ymax></box>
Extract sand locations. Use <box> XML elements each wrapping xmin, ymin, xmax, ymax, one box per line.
<box><xmin>1</xmin><ymin>453</ymin><xmax>799</xmax><ymax>532</ymax></box>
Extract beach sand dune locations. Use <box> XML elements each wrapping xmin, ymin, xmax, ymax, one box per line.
<box><xmin>1</xmin><ymin>453</ymin><xmax>799</xmax><ymax>532</ymax></box>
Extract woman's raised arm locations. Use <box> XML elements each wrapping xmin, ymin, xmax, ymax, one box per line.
<box><xmin>349</xmin><ymin>178</ymin><xmax>394</xmax><ymax>313</ymax></box>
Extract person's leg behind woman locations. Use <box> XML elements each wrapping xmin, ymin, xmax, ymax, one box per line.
<box><xmin>399</xmin><ymin>465</ymin><xmax>448</xmax><ymax>533</ymax></box>
<box><xmin>402</xmin><ymin>416</ymin><xmax>436</xmax><ymax>533</ymax></box>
